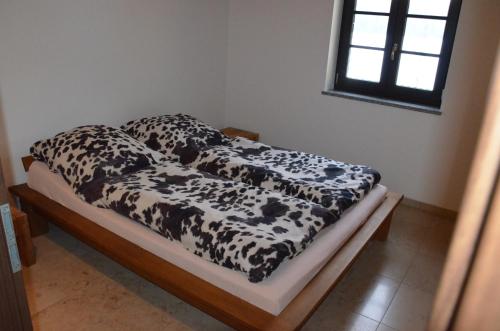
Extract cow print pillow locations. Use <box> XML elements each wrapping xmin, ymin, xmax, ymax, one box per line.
<box><xmin>31</xmin><ymin>125</ymin><xmax>166</xmax><ymax>194</ymax></box>
<box><xmin>121</xmin><ymin>114</ymin><xmax>230</xmax><ymax>164</ymax></box>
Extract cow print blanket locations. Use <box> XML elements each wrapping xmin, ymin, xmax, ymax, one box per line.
<box><xmin>82</xmin><ymin>162</ymin><xmax>339</xmax><ymax>283</ymax></box>
<box><xmin>31</xmin><ymin>122</ymin><xmax>381</xmax><ymax>282</ymax></box>
<box><xmin>123</xmin><ymin>114</ymin><xmax>381</xmax><ymax>217</ymax></box>
<box><xmin>190</xmin><ymin>137</ymin><xmax>381</xmax><ymax>217</ymax></box>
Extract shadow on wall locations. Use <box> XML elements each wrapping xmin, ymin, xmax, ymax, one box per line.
<box><xmin>0</xmin><ymin>86</ymin><xmax>16</xmax><ymax>203</ymax></box>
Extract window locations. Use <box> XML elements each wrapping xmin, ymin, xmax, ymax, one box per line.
<box><xmin>333</xmin><ymin>0</ymin><xmax>462</xmax><ymax>109</ymax></box>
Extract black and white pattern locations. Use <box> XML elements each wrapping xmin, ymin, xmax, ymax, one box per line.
<box><xmin>31</xmin><ymin>120</ymin><xmax>381</xmax><ymax>282</ymax></box>
<box><xmin>121</xmin><ymin>114</ymin><xmax>230</xmax><ymax>164</ymax></box>
<box><xmin>30</xmin><ymin>125</ymin><xmax>166</xmax><ymax>198</ymax></box>
<box><xmin>30</xmin><ymin>126</ymin><xmax>343</xmax><ymax>282</ymax></box>
<box><xmin>122</xmin><ymin>114</ymin><xmax>381</xmax><ymax>216</ymax></box>
<box><xmin>190</xmin><ymin>137</ymin><xmax>381</xmax><ymax>217</ymax></box>
<box><xmin>85</xmin><ymin>163</ymin><xmax>339</xmax><ymax>283</ymax></box>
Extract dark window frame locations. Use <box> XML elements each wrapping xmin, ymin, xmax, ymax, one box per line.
<box><xmin>333</xmin><ymin>0</ymin><xmax>462</xmax><ymax>108</ymax></box>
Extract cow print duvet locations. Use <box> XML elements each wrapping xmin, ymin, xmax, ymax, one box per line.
<box><xmin>190</xmin><ymin>137</ymin><xmax>381</xmax><ymax>217</ymax></box>
<box><xmin>83</xmin><ymin>162</ymin><xmax>340</xmax><ymax>283</ymax></box>
<box><xmin>31</xmin><ymin>120</ymin><xmax>381</xmax><ymax>283</ymax></box>
<box><xmin>124</xmin><ymin>114</ymin><xmax>381</xmax><ymax>217</ymax></box>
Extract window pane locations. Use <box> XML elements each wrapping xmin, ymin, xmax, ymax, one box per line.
<box><xmin>402</xmin><ymin>18</ymin><xmax>446</xmax><ymax>54</ymax></box>
<box><xmin>356</xmin><ymin>0</ymin><xmax>392</xmax><ymax>13</ymax></box>
<box><xmin>347</xmin><ymin>47</ymin><xmax>384</xmax><ymax>83</ymax></box>
<box><xmin>397</xmin><ymin>54</ymin><xmax>439</xmax><ymax>90</ymax></box>
<box><xmin>351</xmin><ymin>14</ymin><xmax>389</xmax><ymax>48</ymax></box>
<box><xmin>408</xmin><ymin>0</ymin><xmax>451</xmax><ymax>16</ymax></box>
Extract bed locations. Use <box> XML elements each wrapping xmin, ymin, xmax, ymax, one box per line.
<box><xmin>11</xmin><ymin>155</ymin><xmax>402</xmax><ymax>330</ymax></box>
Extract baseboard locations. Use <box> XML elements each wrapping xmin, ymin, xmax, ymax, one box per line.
<box><xmin>401</xmin><ymin>198</ymin><xmax>458</xmax><ymax>221</ymax></box>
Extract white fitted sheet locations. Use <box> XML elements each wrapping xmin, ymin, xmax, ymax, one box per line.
<box><xmin>27</xmin><ymin>161</ymin><xmax>387</xmax><ymax>315</ymax></box>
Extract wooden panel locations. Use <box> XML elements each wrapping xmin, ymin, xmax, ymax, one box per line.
<box><xmin>0</xmin><ymin>223</ymin><xmax>29</xmax><ymax>331</ymax></box>
<box><xmin>221</xmin><ymin>127</ymin><xmax>260</xmax><ymax>141</ymax></box>
<box><xmin>9</xmin><ymin>183</ymin><xmax>401</xmax><ymax>330</ymax></box>
<box><xmin>453</xmin><ymin>177</ymin><xmax>500</xmax><ymax>330</ymax></box>
<box><xmin>20</xmin><ymin>200</ymin><xmax>49</xmax><ymax>237</ymax></box>
<box><xmin>0</xmin><ymin>158</ymin><xmax>32</xmax><ymax>330</ymax></box>
<box><xmin>428</xmin><ymin>51</ymin><xmax>500</xmax><ymax>330</ymax></box>
<box><xmin>22</xmin><ymin>156</ymin><xmax>34</xmax><ymax>172</ymax></box>
<box><xmin>12</xmin><ymin>207</ymin><xmax>36</xmax><ymax>267</ymax></box>
<box><xmin>0</xmin><ymin>158</ymin><xmax>8</xmax><ymax>203</ymax></box>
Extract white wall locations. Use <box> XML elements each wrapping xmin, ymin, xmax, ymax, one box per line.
<box><xmin>225</xmin><ymin>0</ymin><xmax>500</xmax><ymax>211</ymax></box>
<box><xmin>0</xmin><ymin>0</ymin><xmax>497</xmax><ymax>211</ymax></box>
<box><xmin>0</xmin><ymin>0</ymin><xmax>229</xmax><ymax>185</ymax></box>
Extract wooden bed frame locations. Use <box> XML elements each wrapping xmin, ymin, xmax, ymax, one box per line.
<box><xmin>10</xmin><ymin>156</ymin><xmax>403</xmax><ymax>331</ymax></box>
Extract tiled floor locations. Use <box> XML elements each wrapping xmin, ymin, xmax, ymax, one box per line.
<box><xmin>22</xmin><ymin>204</ymin><xmax>455</xmax><ymax>331</ymax></box>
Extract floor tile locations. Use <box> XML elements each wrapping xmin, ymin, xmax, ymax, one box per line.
<box><xmin>22</xmin><ymin>204</ymin><xmax>454</xmax><ymax>330</ymax></box>
<box><xmin>303</xmin><ymin>309</ymin><xmax>379</xmax><ymax>331</ymax></box>
<box><xmin>31</xmin><ymin>276</ymin><xmax>176</xmax><ymax>331</ymax></box>
<box><xmin>376</xmin><ymin>323</ymin><xmax>398</xmax><ymax>331</ymax></box>
<box><xmin>166</xmin><ymin>301</ymin><xmax>232</xmax><ymax>331</ymax></box>
<box><xmin>351</xmin><ymin>241</ymin><xmax>417</xmax><ymax>282</ymax></box>
<box><xmin>382</xmin><ymin>284</ymin><xmax>435</xmax><ymax>331</ymax></box>
<box><xmin>403</xmin><ymin>253</ymin><xmax>445</xmax><ymax>294</ymax></box>
<box><xmin>331</xmin><ymin>271</ymin><xmax>400</xmax><ymax>321</ymax></box>
<box><xmin>387</xmin><ymin>218</ymin><xmax>428</xmax><ymax>251</ymax></box>
<box><xmin>393</xmin><ymin>205</ymin><xmax>437</xmax><ymax>228</ymax></box>
<box><xmin>23</xmin><ymin>237</ymin><xmax>101</xmax><ymax>315</ymax></box>
<box><xmin>418</xmin><ymin>219</ymin><xmax>455</xmax><ymax>258</ymax></box>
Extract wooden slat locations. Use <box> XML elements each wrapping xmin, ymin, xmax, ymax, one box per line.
<box><xmin>22</xmin><ymin>156</ymin><xmax>34</xmax><ymax>172</ymax></box>
<box><xmin>221</xmin><ymin>127</ymin><xmax>260</xmax><ymax>141</ymax></box>
<box><xmin>11</xmin><ymin>207</ymin><xmax>36</xmax><ymax>266</ymax></box>
<box><xmin>9</xmin><ymin>183</ymin><xmax>401</xmax><ymax>330</ymax></box>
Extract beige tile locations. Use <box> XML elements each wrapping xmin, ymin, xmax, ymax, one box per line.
<box><xmin>23</xmin><ymin>242</ymin><xmax>101</xmax><ymax>315</ymax></box>
<box><xmin>389</xmin><ymin>204</ymin><xmax>441</xmax><ymax>252</ymax></box>
<box><xmin>24</xmin><ymin>230</ymin><xmax>134</xmax><ymax>316</ymax></box>
<box><xmin>403</xmin><ymin>253</ymin><xmax>445</xmax><ymax>294</ymax></box>
<box><xmin>376</xmin><ymin>323</ymin><xmax>398</xmax><ymax>331</ymax></box>
<box><xmin>165</xmin><ymin>302</ymin><xmax>232</xmax><ymax>331</ymax></box>
<box><xmin>102</xmin><ymin>267</ymin><xmax>186</xmax><ymax>312</ymax></box>
<box><xmin>351</xmin><ymin>241</ymin><xmax>417</xmax><ymax>282</ymax></box>
<box><xmin>303</xmin><ymin>289</ymin><xmax>380</xmax><ymax>331</ymax></box>
<box><xmin>30</xmin><ymin>230</ymin><xmax>225</xmax><ymax>331</ymax></box>
<box><xmin>382</xmin><ymin>284</ymin><xmax>434</xmax><ymax>331</ymax></box>
<box><xmin>393</xmin><ymin>205</ymin><xmax>438</xmax><ymax>228</ymax></box>
<box><xmin>31</xmin><ymin>279</ymin><xmax>120</xmax><ymax>331</ymax></box>
<box><xmin>31</xmin><ymin>233</ymin><xmax>82</xmax><ymax>262</ymax></box>
<box><xmin>24</xmin><ymin>205</ymin><xmax>447</xmax><ymax>331</ymax></box>
<box><xmin>331</xmin><ymin>271</ymin><xmax>400</xmax><ymax>321</ymax></box>
<box><xmin>304</xmin><ymin>308</ymin><xmax>379</xmax><ymax>331</ymax></box>
<box><xmin>419</xmin><ymin>219</ymin><xmax>455</xmax><ymax>258</ymax></box>
<box><xmin>31</xmin><ymin>267</ymin><xmax>195</xmax><ymax>331</ymax></box>
<box><xmin>388</xmin><ymin>218</ymin><xmax>428</xmax><ymax>251</ymax></box>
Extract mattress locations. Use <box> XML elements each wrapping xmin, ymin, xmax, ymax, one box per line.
<box><xmin>28</xmin><ymin>161</ymin><xmax>387</xmax><ymax>315</ymax></box>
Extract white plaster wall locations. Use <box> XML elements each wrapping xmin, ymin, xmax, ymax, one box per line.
<box><xmin>225</xmin><ymin>0</ymin><xmax>499</xmax><ymax>211</ymax></box>
<box><xmin>0</xmin><ymin>0</ymin><xmax>229</xmax><ymax>184</ymax></box>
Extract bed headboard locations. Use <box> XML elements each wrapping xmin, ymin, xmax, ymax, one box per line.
<box><xmin>22</xmin><ymin>156</ymin><xmax>34</xmax><ymax>172</ymax></box>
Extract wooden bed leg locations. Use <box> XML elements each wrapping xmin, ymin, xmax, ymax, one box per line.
<box><xmin>373</xmin><ymin>212</ymin><xmax>393</xmax><ymax>241</ymax></box>
<box><xmin>19</xmin><ymin>199</ymin><xmax>49</xmax><ymax>237</ymax></box>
